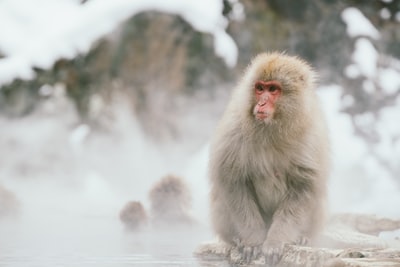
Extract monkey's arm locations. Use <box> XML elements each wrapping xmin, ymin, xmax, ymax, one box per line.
<box><xmin>211</xmin><ymin>178</ymin><xmax>268</xmax><ymax>246</ymax></box>
<box><xmin>263</xmin><ymin>166</ymin><xmax>321</xmax><ymax>249</ymax></box>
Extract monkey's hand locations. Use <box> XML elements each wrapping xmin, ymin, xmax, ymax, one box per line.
<box><xmin>262</xmin><ymin>241</ymin><xmax>285</xmax><ymax>266</ymax></box>
<box><xmin>230</xmin><ymin>245</ymin><xmax>263</xmax><ymax>265</ymax></box>
<box><xmin>230</xmin><ymin>238</ymin><xmax>263</xmax><ymax>264</ymax></box>
<box><xmin>261</xmin><ymin>236</ymin><xmax>309</xmax><ymax>265</ymax></box>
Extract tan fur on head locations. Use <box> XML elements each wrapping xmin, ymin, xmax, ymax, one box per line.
<box><xmin>119</xmin><ymin>201</ymin><xmax>148</xmax><ymax>230</ymax></box>
<box><xmin>149</xmin><ymin>174</ymin><xmax>194</xmax><ymax>225</ymax></box>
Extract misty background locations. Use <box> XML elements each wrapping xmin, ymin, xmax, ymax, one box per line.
<box><xmin>0</xmin><ymin>0</ymin><xmax>399</xmax><ymax>266</ymax></box>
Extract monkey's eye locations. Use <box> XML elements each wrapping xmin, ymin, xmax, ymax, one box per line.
<box><xmin>269</xmin><ymin>85</ymin><xmax>278</xmax><ymax>92</ymax></box>
<box><xmin>255</xmin><ymin>82</ymin><xmax>265</xmax><ymax>93</ymax></box>
<box><xmin>255</xmin><ymin>80</ymin><xmax>281</xmax><ymax>95</ymax></box>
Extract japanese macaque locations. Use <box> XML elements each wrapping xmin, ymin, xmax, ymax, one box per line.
<box><xmin>119</xmin><ymin>201</ymin><xmax>148</xmax><ymax>231</ymax></box>
<box><xmin>209</xmin><ymin>52</ymin><xmax>330</xmax><ymax>264</ymax></box>
<box><xmin>149</xmin><ymin>174</ymin><xmax>194</xmax><ymax>226</ymax></box>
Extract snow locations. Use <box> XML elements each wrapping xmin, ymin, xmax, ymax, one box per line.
<box><xmin>351</xmin><ymin>38</ymin><xmax>379</xmax><ymax>79</ymax></box>
<box><xmin>213</xmin><ymin>29</ymin><xmax>238</xmax><ymax>67</ymax></box>
<box><xmin>375</xmin><ymin>101</ymin><xmax>400</xmax><ymax>173</ymax></box>
<box><xmin>362</xmin><ymin>79</ymin><xmax>376</xmax><ymax>94</ymax></box>
<box><xmin>0</xmin><ymin>0</ymin><xmax>238</xmax><ymax>86</ymax></box>
<box><xmin>345</xmin><ymin>38</ymin><xmax>380</xmax><ymax>80</ymax></box>
<box><xmin>338</xmin><ymin>26</ymin><xmax>400</xmax><ymax>216</ymax></box>
<box><xmin>317</xmin><ymin>86</ymin><xmax>400</xmax><ymax>217</ymax></box>
<box><xmin>344</xmin><ymin>64</ymin><xmax>361</xmax><ymax>79</ymax></box>
<box><xmin>380</xmin><ymin>8</ymin><xmax>391</xmax><ymax>20</ymax></box>
<box><xmin>225</xmin><ymin>0</ymin><xmax>245</xmax><ymax>21</ymax></box>
<box><xmin>345</xmin><ymin>30</ymin><xmax>400</xmax><ymax>95</ymax></box>
<box><xmin>378</xmin><ymin>67</ymin><xmax>400</xmax><ymax>94</ymax></box>
<box><xmin>341</xmin><ymin>7</ymin><xmax>380</xmax><ymax>39</ymax></box>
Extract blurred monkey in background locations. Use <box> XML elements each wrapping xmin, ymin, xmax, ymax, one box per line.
<box><xmin>149</xmin><ymin>174</ymin><xmax>194</xmax><ymax>226</ymax></box>
<box><xmin>119</xmin><ymin>200</ymin><xmax>148</xmax><ymax>231</ymax></box>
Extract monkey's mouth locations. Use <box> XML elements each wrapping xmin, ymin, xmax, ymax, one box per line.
<box><xmin>255</xmin><ymin>112</ymin><xmax>270</xmax><ymax>120</ymax></box>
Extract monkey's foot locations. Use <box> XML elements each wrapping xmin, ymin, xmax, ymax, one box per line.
<box><xmin>295</xmin><ymin>236</ymin><xmax>309</xmax><ymax>246</ymax></box>
<box><xmin>230</xmin><ymin>245</ymin><xmax>263</xmax><ymax>264</ymax></box>
<box><xmin>262</xmin><ymin>244</ymin><xmax>285</xmax><ymax>266</ymax></box>
<box><xmin>194</xmin><ymin>239</ymin><xmax>231</xmax><ymax>258</ymax></box>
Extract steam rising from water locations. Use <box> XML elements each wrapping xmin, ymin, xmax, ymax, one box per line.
<box><xmin>0</xmin><ymin>90</ymin><xmax>216</xmax><ymax>266</ymax></box>
<box><xmin>2</xmin><ymin>85</ymin><xmax>400</xmax><ymax>266</ymax></box>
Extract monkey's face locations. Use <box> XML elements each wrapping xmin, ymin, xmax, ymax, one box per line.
<box><xmin>252</xmin><ymin>80</ymin><xmax>282</xmax><ymax>122</ymax></box>
<box><xmin>246</xmin><ymin>53</ymin><xmax>314</xmax><ymax>125</ymax></box>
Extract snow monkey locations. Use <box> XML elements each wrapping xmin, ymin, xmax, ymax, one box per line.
<box><xmin>119</xmin><ymin>201</ymin><xmax>148</xmax><ymax>231</ymax></box>
<box><xmin>209</xmin><ymin>52</ymin><xmax>330</xmax><ymax>264</ymax></box>
<box><xmin>149</xmin><ymin>174</ymin><xmax>194</xmax><ymax>226</ymax></box>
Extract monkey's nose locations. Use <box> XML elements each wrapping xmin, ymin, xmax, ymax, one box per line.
<box><xmin>258</xmin><ymin>101</ymin><xmax>266</xmax><ymax>106</ymax></box>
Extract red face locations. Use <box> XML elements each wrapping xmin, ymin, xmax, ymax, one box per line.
<box><xmin>253</xmin><ymin>80</ymin><xmax>282</xmax><ymax>121</ymax></box>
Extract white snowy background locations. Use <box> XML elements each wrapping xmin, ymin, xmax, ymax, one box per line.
<box><xmin>0</xmin><ymin>0</ymin><xmax>399</xmax><ymax>249</ymax></box>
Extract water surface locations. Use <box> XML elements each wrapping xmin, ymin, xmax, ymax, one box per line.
<box><xmin>0</xmin><ymin>216</ymin><xmax>227</xmax><ymax>267</ymax></box>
